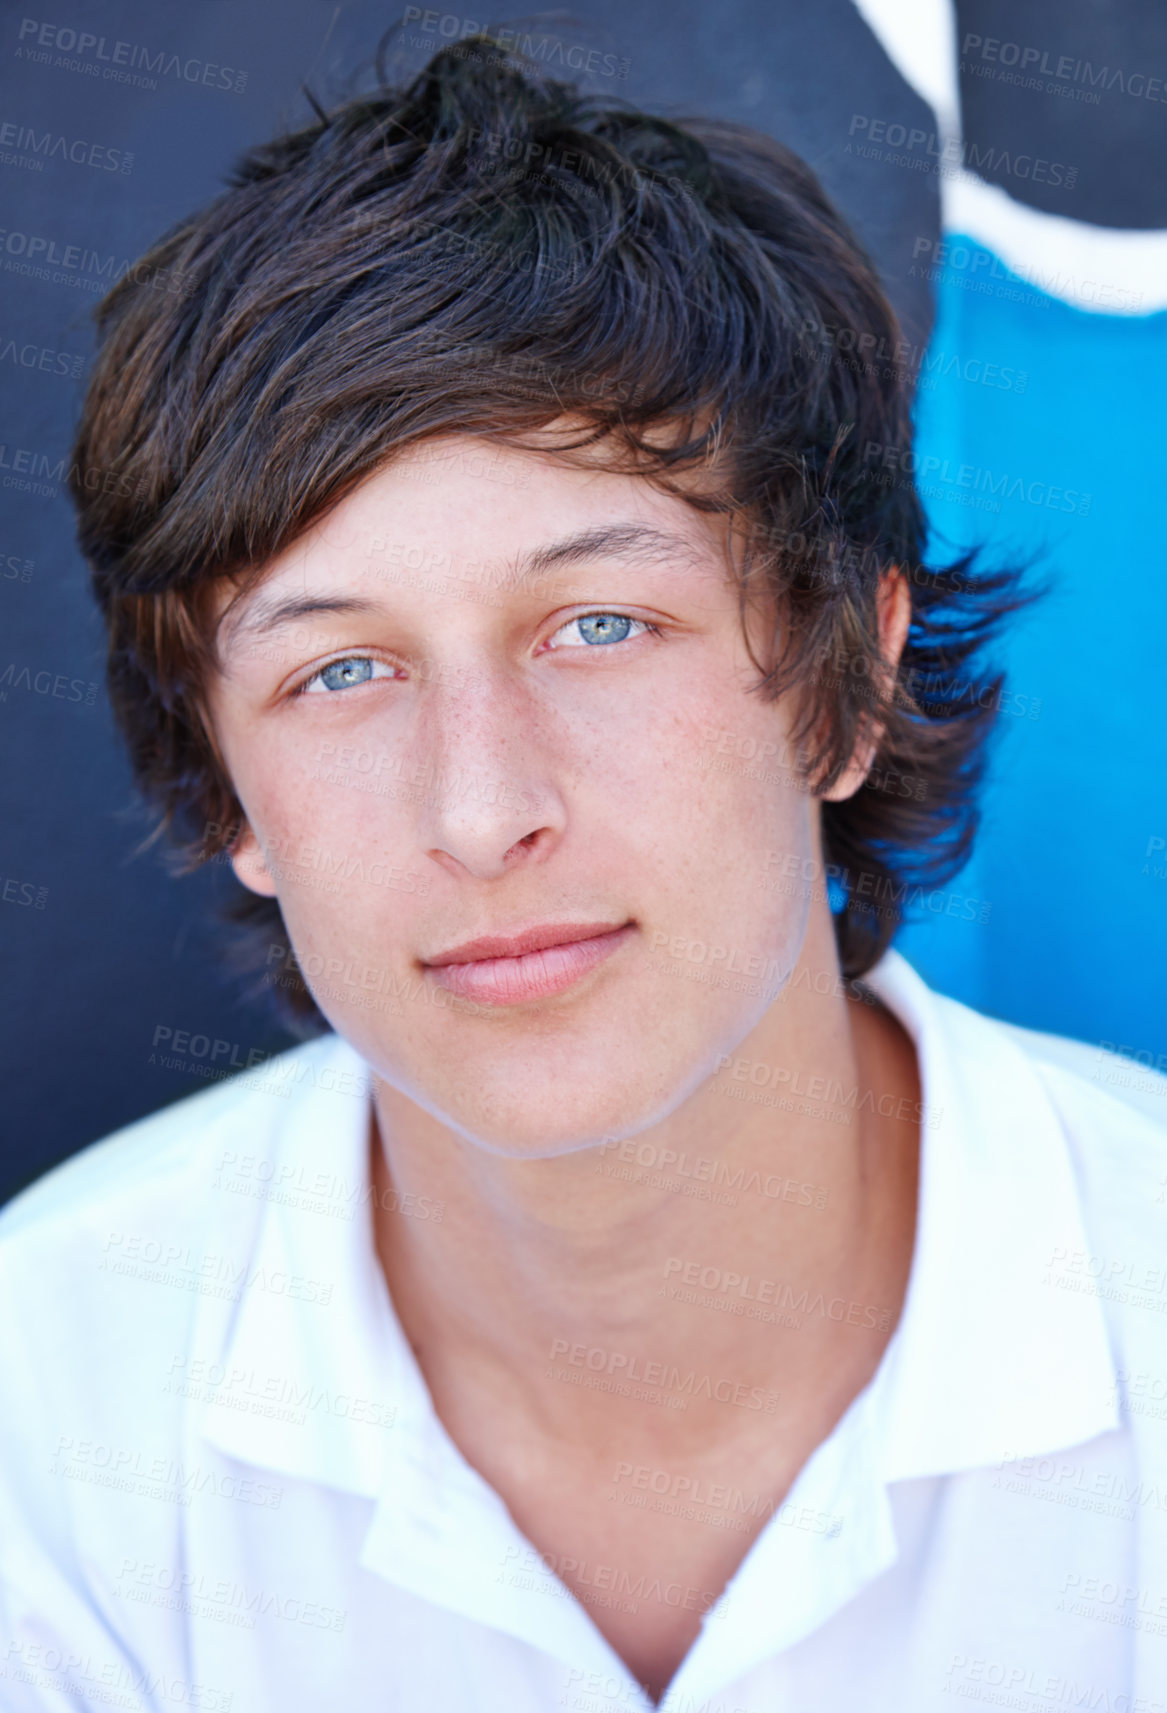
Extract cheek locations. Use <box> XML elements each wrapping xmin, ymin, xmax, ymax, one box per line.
<box><xmin>615</xmin><ymin>685</ymin><xmax>812</xmax><ymax>893</ymax></box>
<box><xmin>233</xmin><ymin>747</ymin><xmax>422</xmax><ymax>939</ymax></box>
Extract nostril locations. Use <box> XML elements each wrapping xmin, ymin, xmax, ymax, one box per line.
<box><xmin>504</xmin><ymin>830</ymin><xmax>541</xmax><ymax>861</ymax></box>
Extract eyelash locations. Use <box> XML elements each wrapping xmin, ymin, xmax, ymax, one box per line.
<box><xmin>294</xmin><ymin>612</ymin><xmax>661</xmax><ymax>696</ymax></box>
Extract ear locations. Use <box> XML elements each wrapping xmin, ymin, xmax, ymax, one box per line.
<box><xmin>820</xmin><ymin>568</ymin><xmax>911</xmax><ymax>804</ymax></box>
<box><xmin>228</xmin><ymin>822</ymin><xmax>279</xmax><ymax>899</ymax></box>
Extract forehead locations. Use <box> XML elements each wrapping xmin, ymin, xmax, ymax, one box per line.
<box><xmin>214</xmin><ymin>428</ymin><xmax>735</xmax><ymax>639</ymax></box>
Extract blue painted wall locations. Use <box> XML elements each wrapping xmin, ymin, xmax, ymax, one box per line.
<box><xmin>897</xmin><ymin>239</ymin><xmax>1167</xmax><ymax>1068</ymax></box>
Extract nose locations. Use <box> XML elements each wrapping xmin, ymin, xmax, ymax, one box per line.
<box><xmin>411</xmin><ymin>659</ymin><xmax>567</xmax><ymax>881</ymax></box>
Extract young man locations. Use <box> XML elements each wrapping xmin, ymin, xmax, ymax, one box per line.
<box><xmin>2</xmin><ymin>37</ymin><xmax>1164</xmax><ymax>1713</ymax></box>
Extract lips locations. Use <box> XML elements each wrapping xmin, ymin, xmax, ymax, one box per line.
<box><xmin>421</xmin><ymin>920</ymin><xmax>636</xmax><ymax>1006</ymax></box>
<box><xmin>424</xmin><ymin>921</ymin><xmax>628</xmax><ymax>966</ymax></box>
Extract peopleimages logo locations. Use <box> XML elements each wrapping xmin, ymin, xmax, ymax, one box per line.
<box><xmin>663</xmin><ymin>1257</ymin><xmax>892</xmax><ymax>1330</ymax></box>
<box><xmin>399</xmin><ymin>9</ymin><xmax>630</xmax><ymax>79</ymax></box>
<box><xmin>547</xmin><ymin>1337</ymin><xmax>780</xmax><ymax>1413</ymax></box>
<box><xmin>0</xmin><ymin>226</ymin><xmax>192</xmax><ymax>298</ymax></box>
<box><xmin>961</xmin><ymin>31</ymin><xmax>1167</xmax><ymax>105</ymax></box>
<box><xmin>0</xmin><ymin>117</ymin><xmax>132</xmax><ymax>174</ymax></box>
<box><xmin>15</xmin><ymin>18</ymin><xmax>248</xmax><ymax>94</ymax></box>
<box><xmin>846</xmin><ymin>114</ymin><xmax>1078</xmax><ymax>190</ymax></box>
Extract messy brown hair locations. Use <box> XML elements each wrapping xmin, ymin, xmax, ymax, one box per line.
<box><xmin>70</xmin><ymin>35</ymin><xmax>1022</xmax><ymax>1031</ymax></box>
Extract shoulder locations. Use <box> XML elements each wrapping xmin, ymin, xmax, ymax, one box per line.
<box><xmin>931</xmin><ymin>995</ymin><xmax>1167</xmax><ymax>1306</ymax></box>
<box><xmin>990</xmin><ymin>1015</ymin><xmax>1167</xmax><ymax>1253</ymax></box>
<box><xmin>0</xmin><ymin>1031</ymin><xmax>359</xmax><ymax>1246</ymax></box>
<box><xmin>993</xmin><ymin>1017</ymin><xmax>1167</xmax><ymax>1135</ymax></box>
<box><xmin>874</xmin><ymin>946</ymin><xmax>1167</xmax><ymax>1158</ymax></box>
<box><xmin>0</xmin><ymin>1032</ymin><xmax>369</xmax><ymax>1531</ymax></box>
<box><xmin>988</xmin><ymin>1021</ymin><xmax>1167</xmax><ymax>1446</ymax></box>
<box><xmin>872</xmin><ymin>950</ymin><xmax>1167</xmax><ymax>1261</ymax></box>
<box><xmin>926</xmin><ymin>982</ymin><xmax>1167</xmax><ymax>1172</ymax></box>
<box><xmin>0</xmin><ymin>1030</ymin><xmax>367</xmax><ymax>1376</ymax></box>
<box><xmin>986</xmin><ymin>1014</ymin><xmax>1167</xmax><ymax>1200</ymax></box>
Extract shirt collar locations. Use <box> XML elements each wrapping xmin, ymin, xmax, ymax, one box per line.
<box><xmin>195</xmin><ymin>951</ymin><xmax>1123</xmax><ymax>1696</ymax></box>
<box><xmin>196</xmin><ymin>1036</ymin><xmax>400</xmax><ymax>1495</ymax></box>
<box><xmin>863</xmin><ymin>949</ymin><xmax>1120</xmax><ymax>1480</ymax></box>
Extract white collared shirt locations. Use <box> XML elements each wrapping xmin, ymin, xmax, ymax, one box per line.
<box><xmin>2</xmin><ymin>950</ymin><xmax>1166</xmax><ymax>1713</ymax></box>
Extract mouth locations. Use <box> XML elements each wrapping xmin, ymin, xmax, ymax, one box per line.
<box><xmin>421</xmin><ymin>920</ymin><xmax>637</xmax><ymax>1006</ymax></box>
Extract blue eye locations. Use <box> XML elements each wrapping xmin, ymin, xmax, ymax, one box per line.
<box><xmin>301</xmin><ymin>656</ymin><xmax>395</xmax><ymax>695</ymax></box>
<box><xmin>550</xmin><ymin>613</ymin><xmax>655</xmax><ymax>649</ymax></box>
<box><xmin>578</xmin><ymin>614</ymin><xmax>633</xmax><ymax>644</ymax></box>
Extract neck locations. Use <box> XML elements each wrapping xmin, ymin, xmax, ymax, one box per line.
<box><xmin>370</xmin><ymin>919</ymin><xmax>920</xmax><ymax>1462</ymax></box>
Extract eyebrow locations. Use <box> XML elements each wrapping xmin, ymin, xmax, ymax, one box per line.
<box><xmin>222</xmin><ymin>523</ymin><xmax>705</xmax><ymax>647</ymax></box>
<box><xmin>511</xmin><ymin>522</ymin><xmax>705</xmax><ymax>583</ymax></box>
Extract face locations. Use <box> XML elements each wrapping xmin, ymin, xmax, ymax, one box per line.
<box><xmin>206</xmin><ymin>431</ymin><xmax>848</xmax><ymax>1156</ymax></box>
